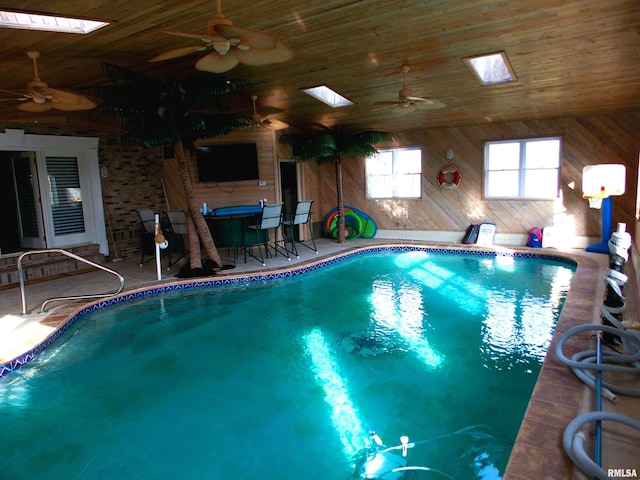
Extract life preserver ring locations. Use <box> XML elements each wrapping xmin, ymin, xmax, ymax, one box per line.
<box><xmin>438</xmin><ymin>165</ymin><xmax>461</xmax><ymax>190</ymax></box>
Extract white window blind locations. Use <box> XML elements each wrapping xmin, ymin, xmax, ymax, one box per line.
<box><xmin>46</xmin><ymin>157</ymin><xmax>86</xmax><ymax>235</ymax></box>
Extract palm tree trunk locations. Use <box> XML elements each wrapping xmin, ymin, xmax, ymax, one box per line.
<box><xmin>335</xmin><ymin>156</ymin><xmax>346</xmax><ymax>244</ymax></box>
<box><xmin>185</xmin><ymin>213</ymin><xmax>201</xmax><ymax>268</ymax></box>
<box><xmin>173</xmin><ymin>139</ymin><xmax>224</xmax><ymax>269</ymax></box>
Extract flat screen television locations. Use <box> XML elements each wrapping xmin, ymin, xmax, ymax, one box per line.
<box><xmin>195</xmin><ymin>143</ymin><xmax>260</xmax><ymax>183</ymax></box>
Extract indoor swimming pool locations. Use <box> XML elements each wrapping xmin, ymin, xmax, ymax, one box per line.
<box><xmin>0</xmin><ymin>247</ymin><xmax>576</xmax><ymax>479</ymax></box>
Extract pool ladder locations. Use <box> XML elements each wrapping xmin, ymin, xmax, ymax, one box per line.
<box><xmin>17</xmin><ymin>249</ymin><xmax>125</xmax><ymax>315</ymax></box>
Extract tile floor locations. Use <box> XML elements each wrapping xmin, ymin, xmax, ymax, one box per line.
<box><xmin>0</xmin><ymin>238</ymin><xmax>638</xmax><ymax>479</ymax></box>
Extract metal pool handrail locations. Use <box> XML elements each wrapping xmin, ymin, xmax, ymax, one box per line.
<box><xmin>17</xmin><ymin>249</ymin><xmax>126</xmax><ymax>314</ymax></box>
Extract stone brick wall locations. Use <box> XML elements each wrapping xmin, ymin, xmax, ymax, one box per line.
<box><xmin>0</xmin><ymin>244</ymin><xmax>104</xmax><ymax>287</ymax></box>
<box><xmin>0</xmin><ymin>123</ymin><xmax>165</xmax><ymax>260</ymax></box>
<box><xmin>99</xmin><ymin>132</ymin><xmax>165</xmax><ymax>259</ymax></box>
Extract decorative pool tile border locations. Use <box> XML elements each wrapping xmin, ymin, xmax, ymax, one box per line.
<box><xmin>1</xmin><ymin>244</ymin><xmax>576</xmax><ymax>377</ymax></box>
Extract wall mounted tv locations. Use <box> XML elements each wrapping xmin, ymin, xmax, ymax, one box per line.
<box><xmin>195</xmin><ymin>143</ymin><xmax>260</xmax><ymax>183</ymax></box>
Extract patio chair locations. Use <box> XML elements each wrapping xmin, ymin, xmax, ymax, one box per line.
<box><xmin>282</xmin><ymin>200</ymin><xmax>318</xmax><ymax>258</ymax></box>
<box><xmin>136</xmin><ymin>208</ymin><xmax>157</xmax><ymax>266</ymax></box>
<box><xmin>243</xmin><ymin>203</ymin><xmax>290</xmax><ymax>266</ymax></box>
<box><xmin>164</xmin><ymin>210</ymin><xmax>188</xmax><ymax>268</ymax></box>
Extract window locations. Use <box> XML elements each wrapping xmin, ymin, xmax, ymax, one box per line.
<box><xmin>463</xmin><ymin>51</ymin><xmax>517</xmax><ymax>85</ymax></box>
<box><xmin>484</xmin><ymin>137</ymin><xmax>561</xmax><ymax>199</ymax></box>
<box><xmin>367</xmin><ymin>147</ymin><xmax>422</xmax><ymax>199</ymax></box>
<box><xmin>0</xmin><ymin>10</ymin><xmax>109</xmax><ymax>34</ymax></box>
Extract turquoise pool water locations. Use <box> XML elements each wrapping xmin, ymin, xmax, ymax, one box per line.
<box><xmin>0</xmin><ymin>249</ymin><xmax>574</xmax><ymax>479</ymax></box>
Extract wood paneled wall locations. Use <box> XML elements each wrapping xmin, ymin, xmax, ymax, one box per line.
<box><xmin>3</xmin><ymin>110</ymin><xmax>635</xmax><ymax>260</ymax></box>
<box><xmin>163</xmin><ymin>129</ymin><xmax>279</xmax><ymax>212</ymax></box>
<box><xmin>306</xmin><ymin>112</ymin><xmax>639</xmax><ymax>239</ymax></box>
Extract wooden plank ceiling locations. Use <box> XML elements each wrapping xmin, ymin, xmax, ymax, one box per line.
<box><xmin>0</xmin><ymin>0</ymin><xmax>638</xmax><ymax>132</ymax></box>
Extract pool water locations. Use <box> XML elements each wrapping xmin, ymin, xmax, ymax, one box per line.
<box><xmin>1</xmin><ymin>250</ymin><xmax>574</xmax><ymax>479</ymax></box>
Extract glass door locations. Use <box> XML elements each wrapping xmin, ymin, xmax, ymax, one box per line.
<box><xmin>12</xmin><ymin>152</ymin><xmax>46</xmax><ymax>249</ymax></box>
<box><xmin>0</xmin><ymin>131</ymin><xmax>107</xmax><ymax>256</ymax></box>
<box><xmin>37</xmin><ymin>153</ymin><xmax>95</xmax><ymax>248</ymax></box>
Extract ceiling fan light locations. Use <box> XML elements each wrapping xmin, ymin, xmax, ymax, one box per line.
<box><xmin>213</xmin><ymin>40</ymin><xmax>231</xmax><ymax>55</ymax></box>
<box><xmin>392</xmin><ymin>103</ymin><xmax>416</xmax><ymax>115</ymax></box>
<box><xmin>33</xmin><ymin>95</ymin><xmax>47</xmax><ymax>104</ymax></box>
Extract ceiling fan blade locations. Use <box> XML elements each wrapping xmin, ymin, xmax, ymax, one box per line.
<box><xmin>150</xmin><ymin>45</ymin><xmax>209</xmax><ymax>62</ymax></box>
<box><xmin>51</xmin><ymin>95</ymin><xmax>97</xmax><ymax>111</ymax></box>
<box><xmin>235</xmin><ymin>38</ymin><xmax>294</xmax><ymax>65</ymax></box>
<box><xmin>0</xmin><ymin>88</ymin><xmax>23</xmax><ymax>97</ymax></box>
<box><xmin>262</xmin><ymin>118</ymin><xmax>289</xmax><ymax>130</ymax></box>
<box><xmin>213</xmin><ymin>24</ymin><xmax>279</xmax><ymax>50</ymax></box>
<box><xmin>162</xmin><ymin>31</ymin><xmax>218</xmax><ymax>43</ymax></box>
<box><xmin>195</xmin><ymin>52</ymin><xmax>240</xmax><ymax>73</ymax></box>
<box><xmin>405</xmin><ymin>96</ymin><xmax>433</xmax><ymax>104</ymax></box>
<box><xmin>392</xmin><ymin>103</ymin><xmax>417</xmax><ymax>115</ymax></box>
<box><xmin>414</xmin><ymin>99</ymin><xmax>446</xmax><ymax>110</ymax></box>
<box><xmin>34</xmin><ymin>86</ymin><xmax>83</xmax><ymax>105</ymax></box>
<box><xmin>17</xmin><ymin>101</ymin><xmax>53</xmax><ymax>112</ymax></box>
<box><xmin>375</xmin><ymin>101</ymin><xmax>405</xmax><ymax>106</ymax></box>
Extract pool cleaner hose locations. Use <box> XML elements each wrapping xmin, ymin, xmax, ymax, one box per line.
<box><xmin>555</xmin><ymin>223</ymin><xmax>640</xmax><ymax>479</ymax></box>
<box><xmin>562</xmin><ymin>412</ymin><xmax>640</xmax><ymax>480</ymax></box>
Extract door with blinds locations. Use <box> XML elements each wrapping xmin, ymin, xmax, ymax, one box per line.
<box><xmin>37</xmin><ymin>153</ymin><xmax>95</xmax><ymax>248</ymax></box>
<box><xmin>12</xmin><ymin>152</ymin><xmax>46</xmax><ymax>249</ymax></box>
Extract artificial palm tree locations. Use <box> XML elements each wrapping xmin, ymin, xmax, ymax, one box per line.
<box><xmin>91</xmin><ymin>64</ymin><xmax>255</xmax><ymax>273</ymax></box>
<box><xmin>279</xmin><ymin>128</ymin><xmax>394</xmax><ymax>243</ymax></box>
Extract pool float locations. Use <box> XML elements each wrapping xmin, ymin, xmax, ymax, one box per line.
<box><xmin>323</xmin><ymin>206</ymin><xmax>378</xmax><ymax>239</ymax></box>
<box><xmin>325</xmin><ymin>210</ymin><xmax>363</xmax><ymax>239</ymax></box>
<box><xmin>346</xmin><ymin>206</ymin><xmax>378</xmax><ymax>239</ymax></box>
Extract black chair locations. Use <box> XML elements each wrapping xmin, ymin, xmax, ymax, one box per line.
<box><xmin>243</xmin><ymin>203</ymin><xmax>290</xmax><ymax>266</ymax></box>
<box><xmin>164</xmin><ymin>210</ymin><xmax>188</xmax><ymax>268</ymax></box>
<box><xmin>282</xmin><ymin>200</ymin><xmax>318</xmax><ymax>258</ymax></box>
<box><xmin>136</xmin><ymin>208</ymin><xmax>157</xmax><ymax>266</ymax></box>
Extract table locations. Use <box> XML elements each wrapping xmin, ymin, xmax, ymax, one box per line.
<box><xmin>208</xmin><ymin>205</ymin><xmax>263</xmax><ymax>217</ymax></box>
<box><xmin>205</xmin><ymin>205</ymin><xmax>266</xmax><ymax>262</ymax></box>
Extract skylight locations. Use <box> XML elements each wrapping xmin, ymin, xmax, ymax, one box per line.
<box><xmin>463</xmin><ymin>51</ymin><xmax>517</xmax><ymax>85</ymax></box>
<box><xmin>0</xmin><ymin>10</ymin><xmax>109</xmax><ymax>34</ymax></box>
<box><xmin>302</xmin><ymin>85</ymin><xmax>354</xmax><ymax>108</ymax></box>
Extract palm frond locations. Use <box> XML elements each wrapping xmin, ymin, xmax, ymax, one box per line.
<box><xmin>91</xmin><ymin>84</ymin><xmax>161</xmax><ymax>122</ymax></box>
<box><xmin>280</xmin><ymin>128</ymin><xmax>394</xmax><ymax>163</ymax></box>
<box><xmin>183</xmin><ymin>76</ymin><xmax>250</xmax><ymax>111</ymax></box>
<box><xmin>100</xmin><ymin>63</ymin><xmax>160</xmax><ymax>90</ymax></box>
<box><xmin>91</xmin><ymin>63</ymin><xmax>254</xmax><ymax>147</ymax></box>
<box><xmin>121</xmin><ymin>123</ymin><xmax>173</xmax><ymax>147</ymax></box>
<box><xmin>184</xmin><ymin>113</ymin><xmax>256</xmax><ymax>143</ymax></box>
<box><xmin>160</xmin><ymin>76</ymin><xmax>187</xmax><ymax>109</ymax></box>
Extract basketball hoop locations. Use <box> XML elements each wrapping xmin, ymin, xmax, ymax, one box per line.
<box><xmin>583</xmin><ymin>186</ymin><xmax>607</xmax><ymax>209</ymax></box>
<box><xmin>586</xmin><ymin>196</ymin><xmax>603</xmax><ymax>209</ymax></box>
<box><xmin>582</xmin><ymin>164</ymin><xmax>626</xmax><ymax>253</ymax></box>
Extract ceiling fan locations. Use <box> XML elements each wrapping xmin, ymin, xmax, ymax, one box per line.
<box><xmin>375</xmin><ymin>65</ymin><xmax>445</xmax><ymax>114</ymax></box>
<box><xmin>251</xmin><ymin>95</ymin><xmax>289</xmax><ymax>130</ymax></box>
<box><xmin>0</xmin><ymin>52</ymin><xmax>96</xmax><ymax>112</ymax></box>
<box><xmin>149</xmin><ymin>0</ymin><xmax>293</xmax><ymax>74</ymax></box>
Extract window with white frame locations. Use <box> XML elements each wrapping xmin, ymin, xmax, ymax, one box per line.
<box><xmin>484</xmin><ymin>137</ymin><xmax>561</xmax><ymax>199</ymax></box>
<box><xmin>366</xmin><ymin>147</ymin><xmax>422</xmax><ymax>199</ymax></box>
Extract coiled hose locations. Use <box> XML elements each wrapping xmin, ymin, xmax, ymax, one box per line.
<box><xmin>555</xmin><ymin>224</ymin><xmax>639</xmax><ymax>479</ymax></box>
<box><xmin>554</xmin><ymin>324</ymin><xmax>640</xmax><ymax>401</ymax></box>
<box><xmin>562</xmin><ymin>412</ymin><xmax>640</xmax><ymax>480</ymax></box>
